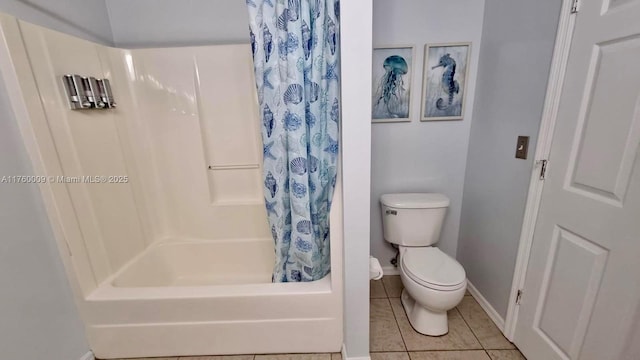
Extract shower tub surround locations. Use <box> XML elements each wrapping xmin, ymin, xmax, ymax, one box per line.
<box><xmin>0</xmin><ymin>13</ymin><xmax>343</xmax><ymax>359</ymax></box>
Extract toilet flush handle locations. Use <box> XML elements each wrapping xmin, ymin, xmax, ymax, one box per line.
<box><xmin>386</xmin><ymin>209</ymin><xmax>397</xmax><ymax>215</ymax></box>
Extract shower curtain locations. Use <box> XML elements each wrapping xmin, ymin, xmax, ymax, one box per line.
<box><xmin>247</xmin><ymin>0</ymin><xmax>340</xmax><ymax>282</ymax></box>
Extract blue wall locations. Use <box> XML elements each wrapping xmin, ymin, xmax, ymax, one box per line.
<box><xmin>457</xmin><ymin>0</ymin><xmax>562</xmax><ymax>318</ymax></box>
<box><xmin>106</xmin><ymin>0</ymin><xmax>250</xmax><ymax>48</ymax></box>
<box><xmin>0</xmin><ymin>70</ymin><xmax>89</xmax><ymax>360</ymax></box>
<box><xmin>0</xmin><ymin>0</ymin><xmax>112</xmax><ymax>44</ymax></box>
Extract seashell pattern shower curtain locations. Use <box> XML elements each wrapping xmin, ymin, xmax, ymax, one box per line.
<box><xmin>247</xmin><ymin>0</ymin><xmax>340</xmax><ymax>282</ymax></box>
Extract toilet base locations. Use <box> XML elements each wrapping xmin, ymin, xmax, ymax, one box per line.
<box><xmin>401</xmin><ymin>289</ymin><xmax>449</xmax><ymax>336</ymax></box>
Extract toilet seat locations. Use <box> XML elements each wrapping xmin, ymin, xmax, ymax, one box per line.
<box><xmin>401</xmin><ymin>247</ymin><xmax>466</xmax><ymax>291</ymax></box>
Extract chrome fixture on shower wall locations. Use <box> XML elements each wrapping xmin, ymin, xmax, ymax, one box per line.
<box><xmin>62</xmin><ymin>74</ymin><xmax>116</xmax><ymax>110</ymax></box>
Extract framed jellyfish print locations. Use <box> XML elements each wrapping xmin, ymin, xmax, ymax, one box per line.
<box><xmin>421</xmin><ymin>42</ymin><xmax>471</xmax><ymax>121</ymax></box>
<box><xmin>372</xmin><ymin>45</ymin><xmax>415</xmax><ymax>123</ymax></box>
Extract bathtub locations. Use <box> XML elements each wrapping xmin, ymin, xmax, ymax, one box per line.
<box><xmin>86</xmin><ymin>235</ymin><xmax>343</xmax><ymax>359</ymax></box>
<box><xmin>0</xmin><ymin>17</ymin><xmax>344</xmax><ymax>359</ymax></box>
<box><xmin>84</xmin><ymin>181</ymin><xmax>344</xmax><ymax>359</ymax></box>
<box><xmin>111</xmin><ymin>238</ymin><xmax>275</xmax><ymax>287</ymax></box>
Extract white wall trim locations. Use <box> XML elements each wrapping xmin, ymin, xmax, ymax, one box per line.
<box><xmin>382</xmin><ymin>266</ymin><xmax>400</xmax><ymax>276</ymax></box>
<box><xmin>340</xmin><ymin>0</ymin><xmax>372</xmax><ymax>358</ymax></box>
<box><xmin>503</xmin><ymin>0</ymin><xmax>579</xmax><ymax>341</ymax></box>
<box><xmin>467</xmin><ymin>281</ymin><xmax>505</xmax><ymax>331</ymax></box>
<box><xmin>78</xmin><ymin>350</ymin><xmax>94</xmax><ymax>360</ymax></box>
<box><xmin>342</xmin><ymin>344</ymin><xmax>371</xmax><ymax>360</ymax></box>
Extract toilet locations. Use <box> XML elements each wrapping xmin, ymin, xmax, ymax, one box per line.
<box><xmin>380</xmin><ymin>193</ymin><xmax>467</xmax><ymax>336</ymax></box>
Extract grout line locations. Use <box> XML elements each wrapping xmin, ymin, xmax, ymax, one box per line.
<box><xmin>387</xmin><ymin>297</ymin><xmax>409</xmax><ymax>353</ymax></box>
<box><xmin>455</xmin><ymin>306</ymin><xmax>485</xmax><ymax>350</ymax></box>
<box><xmin>370</xmin><ymin>279</ymin><xmax>388</xmax><ymax>300</ymax></box>
<box><xmin>457</xmin><ymin>298</ymin><xmax>518</xmax><ymax>351</ymax></box>
<box><xmin>389</xmin><ymin>297</ymin><xmax>408</xmax><ymax>352</ymax></box>
<box><xmin>381</xmin><ymin>277</ymin><xmax>406</xmax><ymax>352</ymax></box>
<box><xmin>380</xmin><ymin>277</ymin><xmax>389</xmax><ymax>298</ymax></box>
<box><xmin>370</xmin><ymin>297</ymin><xmax>406</xmax><ymax>353</ymax></box>
<box><xmin>382</xmin><ymin>276</ymin><xmax>402</xmax><ymax>298</ymax></box>
<box><xmin>408</xmin><ymin>349</ymin><xmax>502</xmax><ymax>359</ymax></box>
<box><xmin>406</xmin><ymin>350</ymin><xmax>501</xmax><ymax>353</ymax></box>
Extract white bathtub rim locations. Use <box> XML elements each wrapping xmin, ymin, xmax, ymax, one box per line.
<box><xmin>88</xmin><ymin>237</ymin><xmax>333</xmax><ymax>301</ymax></box>
<box><xmin>88</xmin><ymin>273</ymin><xmax>333</xmax><ymax>301</ymax></box>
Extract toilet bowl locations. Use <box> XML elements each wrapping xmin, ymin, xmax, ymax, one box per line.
<box><xmin>380</xmin><ymin>193</ymin><xmax>467</xmax><ymax>336</ymax></box>
<box><xmin>399</xmin><ymin>246</ymin><xmax>466</xmax><ymax>335</ymax></box>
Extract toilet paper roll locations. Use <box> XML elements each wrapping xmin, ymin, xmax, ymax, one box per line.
<box><xmin>369</xmin><ymin>256</ymin><xmax>384</xmax><ymax>280</ymax></box>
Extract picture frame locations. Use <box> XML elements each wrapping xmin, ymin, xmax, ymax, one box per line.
<box><xmin>421</xmin><ymin>42</ymin><xmax>471</xmax><ymax>121</ymax></box>
<box><xmin>372</xmin><ymin>45</ymin><xmax>415</xmax><ymax>123</ymax></box>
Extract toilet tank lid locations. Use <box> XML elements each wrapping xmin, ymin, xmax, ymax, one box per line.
<box><xmin>380</xmin><ymin>193</ymin><xmax>450</xmax><ymax>209</ymax></box>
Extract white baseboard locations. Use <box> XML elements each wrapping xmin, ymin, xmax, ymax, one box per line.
<box><xmin>79</xmin><ymin>350</ymin><xmax>94</xmax><ymax>360</ymax></box>
<box><xmin>382</xmin><ymin>266</ymin><xmax>400</xmax><ymax>276</ymax></box>
<box><xmin>466</xmin><ymin>281</ymin><xmax>505</xmax><ymax>332</ymax></box>
<box><xmin>341</xmin><ymin>343</ymin><xmax>371</xmax><ymax>360</ymax></box>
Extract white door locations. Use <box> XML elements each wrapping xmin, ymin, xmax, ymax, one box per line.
<box><xmin>514</xmin><ymin>1</ymin><xmax>640</xmax><ymax>360</ymax></box>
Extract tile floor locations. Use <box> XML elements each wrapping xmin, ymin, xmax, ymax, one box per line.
<box><xmin>104</xmin><ymin>276</ymin><xmax>525</xmax><ymax>360</ymax></box>
<box><xmin>369</xmin><ymin>276</ymin><xmax>526</xmax><ymax>360</ymax></box>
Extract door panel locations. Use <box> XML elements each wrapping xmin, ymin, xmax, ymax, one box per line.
<box><xmin>536</xmin><ymin>227</ymin><xmax>608</xmax><ymax>358</ymax></box>
<box><xmin>514</xmin><ymin>1</ymin><xmax>640</xmax><ymax>359</ymax></box>
<box><xmin>568</xmin><ymin>35</ymin><xmax>640</xmax><ymax>205</ymax></box>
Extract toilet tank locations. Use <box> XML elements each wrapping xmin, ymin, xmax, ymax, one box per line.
<box><xmin>380</xmin><ymin>193</ymin><xmax>449</xmax><ymax>247</ymax></box>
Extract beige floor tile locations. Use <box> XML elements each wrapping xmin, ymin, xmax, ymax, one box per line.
<box><xmin>117</xmin><ymin>358</ymin><xmax>177</xmax><ymax>360</ymax></box>
<box><xmin>371</xmin><ymin>279</ymin><xmax>388</xmax><ymax>298</ymax></box>
<box><xmin>409</xmin><ymin>351</ymin><xmax>490</xmax><ymax>360</ymax></box>
<box><xmin>331</xmin><ymin>353</ymin><xmax>342</xmax><ymax>360</ymax></box>
<box><xmin>486</xmin><ymin>350</ymin><xmax>526</xmax><ymax>360</ymax></box>
<box><xmin>456</xmin><ymin>297</ymin><xmax>514</xmax><ymax>350</ymax></box>
<box><xmin>382</xmin><ymin>275</ymin><xmax>404</xmax><ymax>298</ymax></box>
<box><xmin>389</xmin><ymin>298</ymin><xmax>481</xmax><ymax>351</ymax></box>
<box><xmin>255</xmin><ymin>355</ymin><xmax>330</xmax><ymax>360</ymax></box>
<box><xmin>179</xmin><ymin>356</ymin><xmax>254</xmax><ymax>360</ymax></box>
<box><xmin>371</xmin><ymin>298</ymin><xmax>406</xmax><ymax>351</ymax></box>
<box><xmin>370</xmin><ymin>352</ymin><xmax>410</xmax><ymax>360</ymax></box>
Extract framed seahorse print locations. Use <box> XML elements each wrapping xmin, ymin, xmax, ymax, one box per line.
<box><xmin>421</xmin><ymin>42</ymin><xmax>471</xmax><ymax>121</ymax></box>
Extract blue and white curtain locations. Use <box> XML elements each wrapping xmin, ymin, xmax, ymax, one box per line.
<box><xmin>247</xmin><ymin>0</ymin><xmax>340</xmax><ymax>282</ymax></box>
